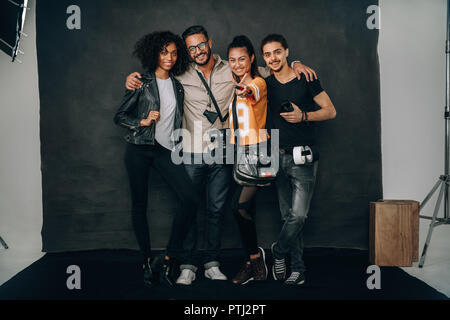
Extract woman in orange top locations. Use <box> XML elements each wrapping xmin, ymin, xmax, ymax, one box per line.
<box><xmin>227</xmin><ymin>35</ymin><xmax>269</xmax><ymax>285</ymax></box>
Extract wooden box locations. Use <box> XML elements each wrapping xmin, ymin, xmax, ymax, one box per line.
<box><xmin>369</xmin><ymin>200</ymin><xmax>419</xmax><ymax>266</ymax></box>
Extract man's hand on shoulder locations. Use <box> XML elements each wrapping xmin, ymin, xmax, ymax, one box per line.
<box><xmin>292</xmin><ymin>62</ymin><xmax>318</xmax><ymax>82</ymax></box>
<box><xmin>126</xmin><ymin>72</ymin><xmax>143</xmax><ymax>90</ymax></box>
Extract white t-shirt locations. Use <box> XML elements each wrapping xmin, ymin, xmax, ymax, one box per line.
<box><xmin>155</xmin><ymin>77</ymin><xmax>177</xmax><ymax>150</ymax></box>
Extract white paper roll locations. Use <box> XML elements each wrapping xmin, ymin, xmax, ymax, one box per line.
<box><xmin>293</xmin><ymin>146</ymin><xmax>305</xmax><ymax>165</ymax></box>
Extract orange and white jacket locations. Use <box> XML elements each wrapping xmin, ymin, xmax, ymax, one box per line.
<box><xmin>229</xmin><ymin>76</ymin><xmax>269</xmax><ymax>146</ymax></box>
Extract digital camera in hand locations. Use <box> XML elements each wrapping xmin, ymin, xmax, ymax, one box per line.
<box><xmin>280</xmin><ymin>100</ymin><xmax>294</xmax><ymax>113</ymax></box>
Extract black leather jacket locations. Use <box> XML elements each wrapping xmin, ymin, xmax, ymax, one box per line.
<box><xmin>114</xmin><ymin>71</ymin><xmax>184</xmax><ymax>145</ymax></box>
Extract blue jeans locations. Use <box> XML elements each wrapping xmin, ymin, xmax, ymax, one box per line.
<box><xmin>272</xmin><ymin>153</ymin><xmax>318</xmax><ymax>273</ymax></box>
<box><xmin>180</xmin><ymin>154</ymin><xmax>231</xmax><ymax>272</ymax></box>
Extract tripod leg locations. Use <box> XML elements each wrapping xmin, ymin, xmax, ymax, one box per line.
<box><xmin>419</xmin><ymin>181</ymin><xmax>445</xmax><ymax>268</ymax></box>
<box><xmin>420</xmin><ymin>178</ymin><xmax>442</xmax><ymax>210</ymax></box>
<box><xmin>446</xmin><ymin>177</ymin><xmax>450</xmax><ymax>220</ymax></box>
<box><xmin>0</xmin><ymin>236</ymin><xmax>8</xmax><ymax>249</ymax></box>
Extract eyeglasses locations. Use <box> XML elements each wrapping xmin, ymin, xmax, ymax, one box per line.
<box><xmin>188</xmin><ymin>41</ymin><xmax>207</xmax><ymax>53</ymax></box>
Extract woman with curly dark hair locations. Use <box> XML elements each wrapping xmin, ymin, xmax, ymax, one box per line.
<box><xmin>132</xmin><ymin>31</ymin><xmax>189</xmax><ymax>77</ymax></box>
<box><xmin>114</xmin><ymin>31</ymin><xmax>197</xmax><ymax>287</ymax></box>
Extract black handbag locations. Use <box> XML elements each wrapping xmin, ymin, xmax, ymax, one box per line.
<box><xmin>231</xmin><ymin>95</ymin><xmax>278</xmax><ymax>186</ymax></box>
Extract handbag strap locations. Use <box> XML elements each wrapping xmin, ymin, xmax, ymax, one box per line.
<box><xmin>196</xmin><ymin>70</ymin><xmax>229</xmax><ymax>122</ymax></box>
<box><xmin>231</xmin><ymin>95</ymin><xmax>239</xmax><ymax>146</ymax></box>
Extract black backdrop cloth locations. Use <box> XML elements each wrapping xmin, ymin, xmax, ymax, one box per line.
<box><xmin>36</xmin><ymin>0</ymin><xmax>382</xmax><ymax>252</ymax></box>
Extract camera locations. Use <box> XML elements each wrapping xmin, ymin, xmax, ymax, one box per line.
<box><xmin>280</xmin><ymin>100</ymin><xmax>294</xmax><ymax>113</ymax></box>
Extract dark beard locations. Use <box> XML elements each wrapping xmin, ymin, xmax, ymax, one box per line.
<box><xmin>271</xmin><ymin>62</ymin><xmax>282</xmax><ymax>73</ymax></box>
<box><xmin>273</xmin><ymin>66</ymin><xmax>282</xmax><ymax>73</ymax></box>
<box><xmin>194</xmin><ymin>50</ymin><xmax>212</xmax><ymax>66</ymax></box>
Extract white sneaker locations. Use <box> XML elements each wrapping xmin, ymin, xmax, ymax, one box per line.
<box><xmin>204</xmin><ymin>266</ymin><xmax>228</xmax><ymax>280</ymax></box>
<box><xmin>176</xmin><ymin>269</ymin><xmax>196</xmax><ymax>285</ymax></box>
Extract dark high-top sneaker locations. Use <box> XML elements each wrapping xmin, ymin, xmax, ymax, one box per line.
<box><xmin>232</xmin><ymin>261</ymin><xmax>253</xmax><ymax>285</ymax></box>
<box><xmin>143</xmin><ymin>258</ymin><xmax>154</xmax><ymax>287</ymax></box>
<box><xmin>250</xmin><ymin>247</ymin><xmax>268</xmax><ymax>281</ymax></box>
<box><xmin>284</xmin><ymin>271</ymin><xmax>306</xmax><ymax>285</ymax></box>
<box><xmin>271</xmin><ymin>242</ymin><xmax>286</xmax><ymax>281</ymax></box>
<box><xmin>160</xmin><ymin>257</ymin><xmax>177</xmax><ymax>286</ymax></box>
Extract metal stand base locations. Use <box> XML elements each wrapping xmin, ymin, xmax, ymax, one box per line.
<box><xmin>418</xmin><ymin>175</ymin><xmax>450</xmax><ymax>268</ymax></box>
<box><xmin>0</xmin><ymin>236</ymin><xmax>8</xmax><ymax>249</ymax></box>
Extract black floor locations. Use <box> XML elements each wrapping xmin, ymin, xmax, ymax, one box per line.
<box><xmin>0</xmin><ymin>248</ymin><xmax>447</xmax><ymax>301</ymax></box>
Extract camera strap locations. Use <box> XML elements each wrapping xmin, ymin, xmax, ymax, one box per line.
<box><xmin>196</xmin><ymin>70</ymin><xmax>229</xmax><ymax>122</ymax></box>
<box><xmin>232</xmin><ymin>95</ymin><xmax>239</xmax><ymax>145</ymax></box>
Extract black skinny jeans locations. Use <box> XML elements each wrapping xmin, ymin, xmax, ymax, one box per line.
<box><xmin>124</xmin><ymin>142</ymin><xmax>198</xmax><ymax>260</ymax></box>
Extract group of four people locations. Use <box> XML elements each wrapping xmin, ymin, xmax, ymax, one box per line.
<box><xmin>114</xmin><ymin>25</ymin><xmax>336</xmax><ymax>287</ymax></box>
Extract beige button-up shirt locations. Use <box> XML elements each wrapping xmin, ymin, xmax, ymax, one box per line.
<box><xmin>176</xmin><ymin>53</ymin><xmax>270</xmax><ymax>153</ymax></box>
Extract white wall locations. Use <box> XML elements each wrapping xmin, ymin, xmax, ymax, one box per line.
<box><xmin>379</xmin><ymin>1</ymin><xmax>450</xmax><ymax>295</ymax></box>
<box><xmin>0</xmin><ymin>0</ymin><xmax>42</xmax><ymax>253</ymax></box>
<box><xmin>379</xmin><ymin>0</ymin><xmax>446</xmax><ymax>208</ymax></box>
<box><xmin>0</xmin><ymin>0</ymin><xmax>447</xmax><ymax>254</ymax></box>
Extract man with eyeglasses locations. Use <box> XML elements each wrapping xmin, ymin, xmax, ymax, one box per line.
<box><xmin>125</xmin><ymin>25</ymin><xmax>317</xmax><ymax>286</ymax></box>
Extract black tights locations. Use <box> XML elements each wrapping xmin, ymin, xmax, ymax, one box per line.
<box><xmin>232</xmin><ymin>185</ymin><xmax>260</xmax><ymax>257</ymax></box>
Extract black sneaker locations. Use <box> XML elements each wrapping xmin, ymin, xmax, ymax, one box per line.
<box><xmin>143</xmin><ymin>259</ymin><xmax>153</xmax><ymax>287</ymax></box>
<box><xmin>284</xmin><ymin>272</ymin><xmax>305</xmax><ymax>285</ymax></box>
<box><xmin>271</xmin><ymin>242</ymin><xmax>286</xmax><ymax>281</ymax></box>
<box><xmin>250</xmin><ymin>247</ymin><xmax>268</xmax><ymax>281</ymax></box>
<box><xmin>160</xmin><ymin>257</ymin><xmax>177</xmax><ymax>286</ymax></box>
<box><xmin>232</xmin><ymin>261</ymin><xmax>253</xmax><ymax>285</ymax></box>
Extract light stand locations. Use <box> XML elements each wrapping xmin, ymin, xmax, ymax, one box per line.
<box><xmin>0</xmin><ymin>0</ymin><xmax>30</xmax><ymax>63</ymax></box>
<box><xmin>418</xmin><ymin>0</ymin><xmax>450</xmax><ymax>268</ymax></box>
<box><xmin>0</xmin><ymin>236</ymin><xmax>8</xmax><ymax>249</ymax></box>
